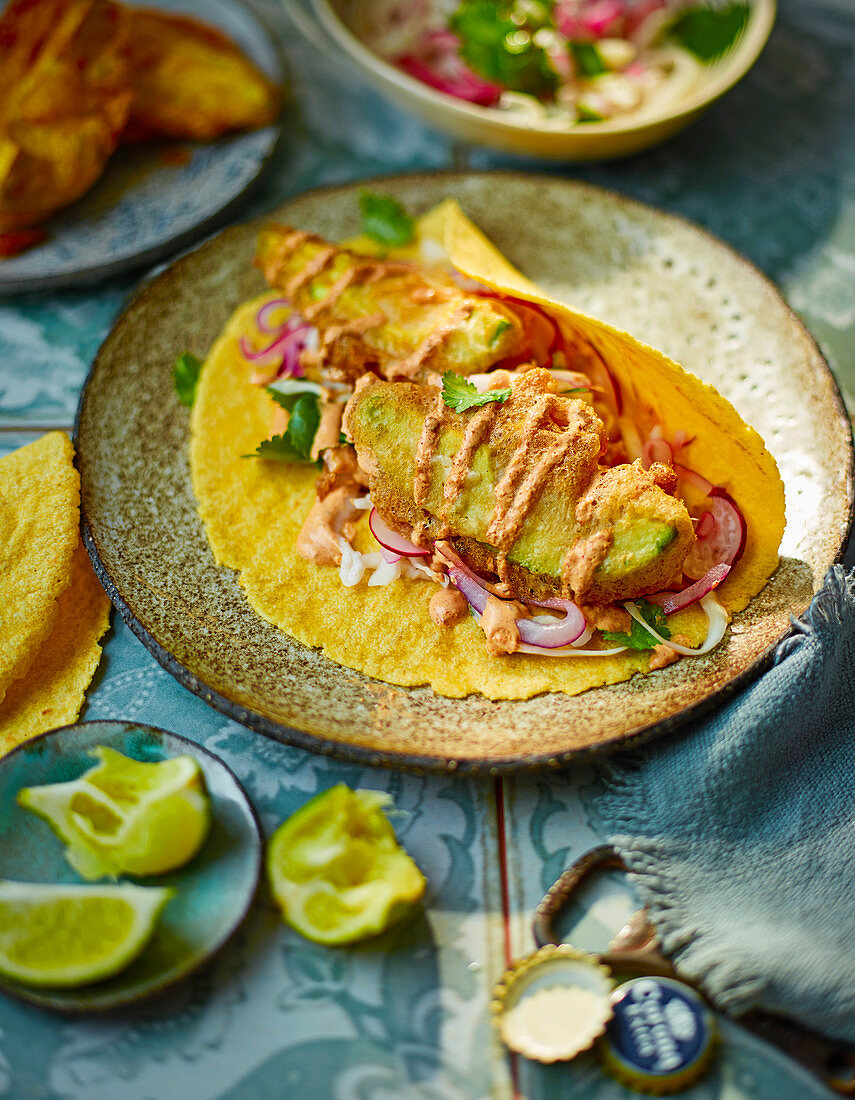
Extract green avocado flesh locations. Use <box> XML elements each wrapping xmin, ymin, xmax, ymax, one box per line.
<box><xmin>352</xmin><ymin>386</ymin><xmax>691</xmax><ymax>601</ymax></box>
<box><xmin>255</xmin><ymin>229</ymin><xmax>523</xmax><ymax>378</ymax></box>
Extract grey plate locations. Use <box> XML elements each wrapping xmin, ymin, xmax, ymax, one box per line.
<box><xmin>0</xmin><ymin>720</ymin><xmax>261</xmax><ymax>1013</ymax></box>
<box><xmin>75</xmin><ymin>171</ymin><xmax>854</xmax><ymax>773</ymax></box>
<box><xmin>0</xmin><ymin>0</ymin><xmax>285</xmax><ymax>297</ymax></box>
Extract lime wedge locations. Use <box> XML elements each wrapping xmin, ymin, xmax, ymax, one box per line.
<box><xmin>0</xmin><ymin>881</ymin><xmax>173</xmax><ymax>987</ymax></box>
<box><xmin>267</xmin><ymin>784</ymin><xmax>426</xmax><ymax>946</ymax></box>
<box><xmin>18</xmin><ymin>747</ymin><xmax>211</xmax><ymax>880</ymax></box>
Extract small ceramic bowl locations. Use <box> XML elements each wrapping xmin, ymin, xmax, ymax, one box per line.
<box><xmin>307</xmin><ymin>0</ymin><xmax>776</xmax><ymax>160</ymax></box>
<box><xmin>0</xmin><ymin>721</ymin><xmax>261</xmax><ymax>1012</ymax></box>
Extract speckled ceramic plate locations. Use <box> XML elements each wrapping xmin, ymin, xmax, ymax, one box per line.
<box><xmin>0</xmin><ymin>0</ymin><xmax>285</xmax><ymax>297</ymax></box>
<box><xmin>76</xmin><ymin>172</ymin><xmax>854</xmax><ymax>773</ymax></box>
<box><xmin>0</xmin><ymin>720</ymin><xmax>261</xmax><ymax>1012</ymax></box>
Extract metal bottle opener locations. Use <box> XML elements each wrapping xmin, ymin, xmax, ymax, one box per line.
<box><xmin>534</xmin><ymin>845</ymin><xmax>855</xmax><ymax>1096</ymax></box>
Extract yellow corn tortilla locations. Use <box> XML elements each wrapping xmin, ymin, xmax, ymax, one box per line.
<box><xmin>0</xmin><ymin>540</ymin><xmax>111</xmax><ymax>754</ymax></box>
<box><xmin>0</xmin><ymin>432</ymin><xmax>80</xmax><ymax>704</ymax></box>
<box><xmin>190</xmin><ymin>203</ymin><xmax>785</xmax><ymax>701</ymax></box>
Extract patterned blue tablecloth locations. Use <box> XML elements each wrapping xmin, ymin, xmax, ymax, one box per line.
<box><xmin>1</xmin><ymin>1</ymin><xmax>854</xmax><ymax>1096</ymax></box>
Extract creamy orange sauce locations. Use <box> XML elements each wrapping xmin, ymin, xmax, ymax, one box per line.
<box><xmin>271</xmin><ymin>404</ymin><xmax>288</xmax><ymax>436</ymax></box>
<box><xmin>396</xmin><ymin>304</ymin><xmax>472</xmax><ymax>379</ymax></box>
<box><xmin>429</xmin><ymin>587</ymin><xmax>468</xmax><ymax>627</ymax></box>
<box><xmin>562</xmin><ymin>529</ymin><xmax>613</xmax><ymax>601</ymax></box>
<box><xmin>304</xmin><ymin>267</ymin><xmax>358</xmax><ymax>322</ymax></box>
<box><xmin>287</xmin><ymin>245</ymin><xmax>336</xmax><ymax>298</ymax></box>
<box><xmin>310</xmin><ymin>402</ymin><xmax>344</xmax><ymax>462</ymax></box>
<box><xmin>414</xmin><ymin>389</ymin><xmax>447</xmax><ymax>506</ymax></box>
<box><xmin>443</xmin><ymin>402</ymin><xmax>499</xmax><ymax>504</ymax></box>
<box><xmin>648</xmin><ymin>644</ymin><xmax>680</xmax><ymax>670</ymax></box>
<box><xmin>484</xmin><ymin>394</ymin><xmax>551</xmax><ymax>547</ymax></box>
<box><xmin>486</xmin><ymin>396</ymin><xmax>596</xmax><ymax>554</ymax></box>
<box><xmin>295</xmin><ymin>485</ymin><xmax>361</xmax><ymax>567</ymax></box>
<box><xmin>259</xmin><ymin>228</ymin><xmax>309</xmax><ymax>286</ymax></box>
<box><xmin>580</xmin><ymin>603</ymin><xmax>631</xmax><ymax>633</ymax></box>
<box><xmin>482</xmin><ymin>595</ymin><xmax>530</xmax><ymax>657</ymax></box>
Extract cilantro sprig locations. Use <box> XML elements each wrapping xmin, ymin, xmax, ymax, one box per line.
<box><xmin>670</xmin><ymin>3</ymin><xmax>749</xmax><ymax>62</ymax></box>
<box><xmin>359</xmin><ymin>191</ymin><xmax>415</xmax><ymax>249</ymax></box>
<box><xmin>173</xmin><ymin>352</ymin><xmax>202</xmax><ymax>407</ymax></box>
<box><xmin>243</xmin><ymin>390</ymin><xmax>321</xmax><ymax>463</ymax></box>
<box><xmin>450</xmin><ymin>0</ymin><xmax>557</xmax><ymax>98</ymax></box>
<box><xmin>603</xmin><ymin>599</ymin><xmax>671</xmax><ymax>651</ymax></box>
<box><xmin>442</xmin><ymin>371</ymin><xmax>511</xmax><ymax>413</ymax></box>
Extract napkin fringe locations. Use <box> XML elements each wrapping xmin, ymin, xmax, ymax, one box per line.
<box><xmin>599</xmin><ymin>765</ymin><xmax>768</xmax><ymax>1014</ymax></box>
<box><xmin>776</xmin><ymin>565</ymin><xmax>853</xmax><ymax>663</ymax></box>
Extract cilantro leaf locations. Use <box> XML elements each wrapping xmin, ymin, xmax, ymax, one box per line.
<box><xmin>670</xmin><ymin>3</ymin><xmax>749</xmax><ymax>62</ymax></box>
<box><xmin>570</xmin><ymin>41</ymin><xmax>607</xmax><ymax>78</ymax></box>
<box><xmin>441</xmin><ymin>371</ymin><xmax>511</xmax><ymax>413</ymax></box>
<box><xmin>603</xmin><ymin>599</ymin><xmax>671</xmax><ymax>651</ymax></box>
<box><xmin>359</xmin><ymin>191</ymin><xmax>415</xmax><ymax>249</ymax></box>
<box><xmin>244</xmin><ymin>393</ymin><xmax>320</xmax><ymax>463</ymax></box>
<box><xmin>174</xmin><ymin>352</ymin><xmax>202</xmax><ymax>407</ymax></box>
<box><xmin>450</xmin><ymin>0</ymin><xmax>557</xmax><ymax>98</ymax></box>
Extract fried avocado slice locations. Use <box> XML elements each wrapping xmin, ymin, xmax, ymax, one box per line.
<box><xmin>255</xmin><ymin>225</ymin><xmax>525</xmax><ymax>383</ymax></box>
<box><xmin>344</xmin><ymin>370</ymin><xmax>695</xmax><ymax>605</ymax></box>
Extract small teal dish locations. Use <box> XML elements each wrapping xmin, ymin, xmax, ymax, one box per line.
<box><xmin>0</xmin><ymin>0</ymin><xmax>285</xmax><ymax>296</ymax></box>
<box><xmin>0</xmin><ymin>720</ymin><xmax>261</xmax><ymax>1013</ymax></box>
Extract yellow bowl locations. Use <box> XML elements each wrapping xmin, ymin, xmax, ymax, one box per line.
<box><xmin>308</xmin><ymin>0</ymin><xmax>776</xmax><ymax>160</ymax></box>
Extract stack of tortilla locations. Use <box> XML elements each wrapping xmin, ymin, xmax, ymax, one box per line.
<box><xmin>0</xmin><ymin>432</ymin><xmax>110</xmax><ymax>753</ymax></box>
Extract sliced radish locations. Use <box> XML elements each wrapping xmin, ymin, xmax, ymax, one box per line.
<box><xmin>694</xmin><ymin>511</ymin><xmax>715</xmax><ymax>539</ymax></box>
<box><xmin>648</xmin><ymin>563</ymin><xmax>731</xmax><ymax>615</ymax></box>
<box><xmin>683</xmin><ymin>488</ymin><xmax>746</xmax><ymax>580</ymax></box>
<box><xmin>369</xmin><ymin>508</ymin><xmax>429</xmax><ymax>557</ymax></box>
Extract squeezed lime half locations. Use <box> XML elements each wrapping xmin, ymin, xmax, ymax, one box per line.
<box><xmin>18</xmin><ymin>746</ymin><xmax>211</xmax><ymax>880</ymax></box>
<box><xmin>267</xmin><ymin>784</ymin><xmax>426</xmax><ymax>946</ymax></box>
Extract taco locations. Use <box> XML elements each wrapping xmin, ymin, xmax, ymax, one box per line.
<box><xmin>189</xmin><ymin>199</ymin><xmax>784</xmax><ymax>701</ymax></box>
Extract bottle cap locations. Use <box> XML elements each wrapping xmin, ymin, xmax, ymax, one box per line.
<box><xmin>600</xmin><ymin>976</ymin><xmax>717</xmax><ymax>1094</ymax></box>
<box><xmin>491</xmin><ymin>944</ymin><xmax>614</xmax><ymax>1064</ymax></box>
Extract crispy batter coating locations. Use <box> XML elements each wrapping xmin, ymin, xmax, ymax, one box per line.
<box><xmin>346</xmin><ymin>369</ymin><xmax>695</xmax><ymax>604</ymax></box>
<box><xmin>255</xmin><ymin>225</ymin><xmax>526</xmax><ymax>383</ymax></box>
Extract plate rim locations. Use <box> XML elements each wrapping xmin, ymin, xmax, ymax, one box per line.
<box><xmin>0</xmin><ymin>0</ymin><xmax>287</xmax><ymax>298</ymax></box>
<box><xmin>75</xmin><ymin>168</ymin><xmax>855</xmax><ymax>775</ymax></box>
<box><xmin>0</xmin><ymin>718</ymin><xmax>263</xmax><ymax>1013</ymax></box>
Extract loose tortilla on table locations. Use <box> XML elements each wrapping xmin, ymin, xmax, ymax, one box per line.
<box><xmin>190</xmin><ymin>201</ymin><xmax>785</xmax><ymax>701</ymax></box>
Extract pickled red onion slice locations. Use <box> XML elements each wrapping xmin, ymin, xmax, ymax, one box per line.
<box><xmin>397</xmin><ymin>53</ymin><xmax>502</xmax><ymax>106</ymax></box>
<box><xmin>256</xmin><ymin>297</ymin><xmax>291</xmax><ymax>334</ymax></box>
<box><xmin>448</xmin><ymin>568</ymin><xmax>587</xmax><ymax>649</ymax></box>
<box><xmin>649</xmin><ymin>563</ymin><xmax>731</xmax><ymax>615</ymax></box>
<box><xmin>674</xmin><ymin>463</ymin><xmax>714</xmax><ymax>497</ymax></box>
